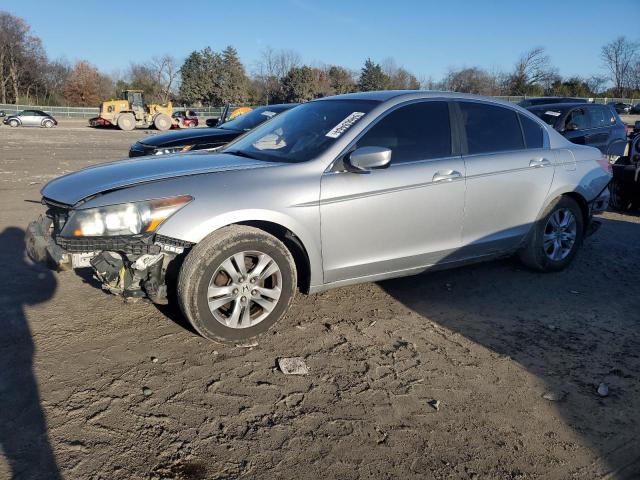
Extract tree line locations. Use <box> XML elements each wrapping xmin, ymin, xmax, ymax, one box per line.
<box><xmin>1</xmin><ymin>10</ymin><xmax>639</xmax><ymax>108</ymax></box>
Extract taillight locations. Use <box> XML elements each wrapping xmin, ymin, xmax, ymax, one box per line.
<box><xmin>596</xmin><ymin>157</ymin><xmax>612</xmax><ymax>175</ymax></box>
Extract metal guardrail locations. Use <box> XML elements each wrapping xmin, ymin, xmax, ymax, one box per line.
<box><xmin>0</xmin><ymin>104</ymin><xmax>227</xmax><ymax>119</ymax></box>
<box><xmin>0</xmin><ymin>97</ymin><xmax>637</xmax><ymax>119</ymax></box>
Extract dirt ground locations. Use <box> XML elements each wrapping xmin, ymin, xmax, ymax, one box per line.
<box><xmin>1</xmin><ymin>120</ymin><xmax>639</xmax><ymax>480</ymax></box>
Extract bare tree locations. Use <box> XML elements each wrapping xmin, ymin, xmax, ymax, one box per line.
<box><xmin>443</xmin><ymin>67</ymin><xmax>502</xmax><ymax>95</ymax></box>
<box><xmin>150</xmin><ymin>55</ymin><xmax>179</xmax><ymax>104</ymax></box>
<box><xmin>508</xmin><ymin>47</ymin><xmax>557</xmax><ymax>95</ymax></box>
<box><xmin>601</xmin><ymin>36</ymin><xmax>639</xmax><ymax>96</ymax></box>
<box><xmin>253</xmin><ymin>47</ymin><xmax>301</xmax><ymax>103</ymax></box>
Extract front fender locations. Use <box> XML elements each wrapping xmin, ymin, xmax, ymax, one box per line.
<box><xmin>158</xmin><ymin>207</ymin><xmax>323</xmax><ymax>287</ymax></box>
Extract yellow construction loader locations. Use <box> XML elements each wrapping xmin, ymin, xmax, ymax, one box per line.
<box><xmin>91</xmin><ymin>90</ymin><xmax>173</xmax><ymax>131</ymax></box>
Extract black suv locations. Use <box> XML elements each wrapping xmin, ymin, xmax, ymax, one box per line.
<box><xmin>526</xmin><ymin>103</ymin><xmax>627</xmax><ymax>154</ymax></box>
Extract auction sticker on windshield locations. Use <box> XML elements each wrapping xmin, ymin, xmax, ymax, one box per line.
<box><xmin>545</xmin><ymin>110</ymin><xmax>561</xmax><ymax>117</ymax></box>
<box><xmin>325</xmin><ymin>112</ymin><xmax>366</xmax><ymax>138</ymax></box>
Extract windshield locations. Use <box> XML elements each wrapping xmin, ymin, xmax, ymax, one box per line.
<box><xmin>220</xmin><ymin>106</ymin><xmax>289</xmax><ymax>132</ymax></box>
<box><xmin>222</xmin><ymin>99</ymin><xmax>379</xmax><ymax>163</ymax></box>
<box><xmin>529</xmin><ymin>108</ymin><xmax>565</xmax><ymax>126</ymax></box>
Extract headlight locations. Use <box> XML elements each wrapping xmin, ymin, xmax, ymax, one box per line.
<box><xmin>61</xmin><ymin>195</ymin><xmax>193</xmax><ymax>237</ymax></box>
<box><xmin>154</xmin><ymin>145</ymin><xmax>193</xmax><ymax>155</ymax></box>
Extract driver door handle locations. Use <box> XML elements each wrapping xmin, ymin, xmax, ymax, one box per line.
<box><xmin>432</xmin><ymin>170</ymin><xmax>462</xmax><ymax>182</ymax></box>
<box><xmin>529</xmin><ymin>158</ymin><xmax>551</xmax><ymax>168</ymax></box>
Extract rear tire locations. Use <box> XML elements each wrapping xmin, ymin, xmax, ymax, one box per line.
<box><xmin>608</xmin><ymin>178</ymin><xmax>631</xmax><ymax>211</ymax></box>
<box><xmin>153</xmin><ymin>113</ymin><xmax>171</xmax><ymax>131</ymax></box>
<box><xmin>117</xmin><ymin>113</ymin><xmax>135</xmax><ymax>131</ymax></box>
<box><xmin>177</xmin><ymin>225</ymin><xmax>297</xmax><ymax>344</ymax></box>
<box><xmin>518</xmin><ymin>196</ymin><xmax>584</xmax><ymax>272</ymax></box>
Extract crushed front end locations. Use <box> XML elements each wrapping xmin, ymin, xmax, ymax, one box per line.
<box><xmin>26</xmin><ymin>199</ymin><xmax>193</xmax><ymax>304</ymax></box>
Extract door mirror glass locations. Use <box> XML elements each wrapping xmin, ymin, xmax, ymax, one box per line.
<box><xmin>346</xmin><ymin>146</ymin><xmax>392</xmax><ymax>173</ymax></box>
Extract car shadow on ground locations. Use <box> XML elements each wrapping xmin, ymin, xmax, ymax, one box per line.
<box><xmin>0</xmin><ymin>227</ymin><xmax>61</xmax><ymax>480</ymax></box>
<box><xmin>379</xmin><ymin>215</ymin><xmax>640</xmax><ymax>478</ymax></box>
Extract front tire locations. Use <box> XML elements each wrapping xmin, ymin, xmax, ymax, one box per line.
<box><xmin>117</xmin><ymin>113</ymin><xmax>136</xmax><ymax>131</ymax></box>
<box><xmin>9</xmin><ymin>119</ymin><xmax>19</xmax><ymax>127</ymax></box>
<box><xmin>177</xmin><ymin>226</ymin><xmax>297</xmax><ymax>343</ymax></box>
<box><xmin>519</xmin><ymin>196</ymin><xmax>584</xmax><ymax>272</ymax></box>
<box><xmin>43</xmin><ymin>119</ymin><xmax>54</xmax><ymax>128</ymax></box>
<box><xmin>153</xmin><ymin>113</ymin><xmax>172</xmax><ymax>131</ymax></box>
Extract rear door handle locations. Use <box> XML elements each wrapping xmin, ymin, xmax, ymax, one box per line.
<box><xmin>529</xmin><ymin>158</ymin><xmax>551</xmax><ymax>168</ymax></box>
<box><xmin>432</xmin><ymin>170</ymin><xmax>462</xmax><ymax>182</ymax></box>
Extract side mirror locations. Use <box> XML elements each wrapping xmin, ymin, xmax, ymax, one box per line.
<box><xmin>346</xmin><ymin>146</ymin><xmax>391</xmax><ymax>174</ymax></box>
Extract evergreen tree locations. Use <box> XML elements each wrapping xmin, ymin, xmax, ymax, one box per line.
<box><xmin>358</xmin><ymin>58</ymin><xmax>390</xmax><ymax>91</ymax></box>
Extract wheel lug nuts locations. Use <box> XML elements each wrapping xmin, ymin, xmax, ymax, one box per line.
<box><xmin>251</xmin><ymin>289</ymin><xmax>258</xmax><ymax>296</ymax></box>
<box><xmin>238</xmin><ymin>277</ymin><xmax>244</xmax><ymax>283</ymax></box>
<box><xmin>250</xmin><ymin>277</ymin><xmax>256</xmax><ymax>284</ymax></box>
<box><xmin>233</xmin><ymin>288</ymin><xmax>239</xmax><ymax>295</ymax></box>
<box><xmin>241</xmin><ymin>296</ymin><xmax>247</xmax><ymax>303</ymax></box>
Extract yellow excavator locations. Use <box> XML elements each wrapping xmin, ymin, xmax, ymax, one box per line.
<box><xmin>91</xmin><ymin>90</ymin><xmax>173</xmax><ymax>131</ymax></box>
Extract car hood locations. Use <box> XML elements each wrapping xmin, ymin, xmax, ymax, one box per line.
<box><xmin>41</xmin><ymin>152</ymin><xmax>276</xmax><ymax>206</ymax></box>
<box><xmin>138</xmin><ymin>127</ymin><xmax>242</xmax><ymax>148</ymax></box>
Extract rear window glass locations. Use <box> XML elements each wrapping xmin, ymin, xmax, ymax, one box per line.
<box><xmin>459</xmin><ymin>102</ymin><xmax>524</xmax><ymax>154</ymax></box>
<box><xmin>519</xmin><ymin>114</ymin><xmax>544</xmax><ymax>149</ymax></box>
<box><xmin>356</xmin><ymin>101</ymin><xmax>451</xmax><ymax>163</ymax></box>
<box><xmin>587</xmin><ymin>106</ymin><xmax>608</xmax><ymax>128</ymax></box>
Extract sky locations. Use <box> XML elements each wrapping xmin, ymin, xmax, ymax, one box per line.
<box><xmin>2</xmin><ymin>0</ymin><xmax>640</xmax><ymax>81</ymax></box>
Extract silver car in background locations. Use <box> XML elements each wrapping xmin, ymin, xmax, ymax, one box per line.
<box><xmin>4</xmin><ymin>109</ymin><xmax>57</xmax><ymax>127</ymax></box>
<box><xmin>27</xmin><ymin>91</ymin><xmax>611</xmax><ymax>343</ymax></box>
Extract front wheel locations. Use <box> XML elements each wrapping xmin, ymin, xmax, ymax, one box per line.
<box><xmin>43</xmin><ymin>119</ymin><xmax>54</xmax><ymax>128</ymax></box>
<box><xmin>9</xmin><ymin>119</ymin><xmax>19</xmax><ymax>127</ymax></box>
<box><xmin>177</xmin><ymin>225</ymin><xmax>297</xmax><ymax>343</ymax></box>
<box><xmin>518</xmin><ymin>196</ymin><xmax>584</xmax><ymax>272</ymax></box>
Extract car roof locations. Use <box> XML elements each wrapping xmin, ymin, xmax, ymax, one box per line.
<box><xmin>318</xmin><ymin>90</ymin><xmax>519</xmax><ymax>106</ymax></box>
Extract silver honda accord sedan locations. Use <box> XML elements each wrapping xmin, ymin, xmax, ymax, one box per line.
<box><xmin>26</xmin><ymin>91</ymin><xmax>611</xmax><ymax>343</ymax></box>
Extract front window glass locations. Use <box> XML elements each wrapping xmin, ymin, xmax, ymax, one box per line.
<box><xmin>587</xmin><ymin>107</ymin><xmax>607</xmax><ymax>128</ymax></box>
<box><xmin>459</xmin><ymin>102</ymin><xmax>524</xmax><ymax>154</ymax></box>
<box><xmin>223</xmin><ymin>100</ymin><xmax>379</xmax><ymax>163</ymax></box>
<box><xmin>355</xmin><ymin>101</ymin><xmax>451</xmax><ymax>163</ymax></box>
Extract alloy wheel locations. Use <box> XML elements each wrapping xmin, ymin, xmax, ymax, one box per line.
<box><xmin>207</xmin><ymin>250</ymin><xmax>282</xmax><ymax>329</ymax></box>
<box><xmin>543</xmin><ymin>208</ymin><xmax>577</xmax><ymax>261</ymax></box>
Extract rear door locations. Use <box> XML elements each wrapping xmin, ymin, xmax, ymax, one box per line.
<box><xmin>456</xmin><ymin>101</ymin><xmax>554</xmax><ymax>257</ymax></box>
<box><xmin>586</xmin><ymin>105</ymin><xmax>611</xmax><ymax>153</ymax></box>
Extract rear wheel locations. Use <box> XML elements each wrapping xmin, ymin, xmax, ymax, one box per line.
<box><xmin>153</xmin><ymin>113</ymin><xmax>171</xmax><ymax>131</ymax></box>
<box><xmin>177</xmin><ymin>225</ymin><xmax>297</xmax><ymax>344</ymax></box>
<box><xmin>609</xmin><ymin>178</ymin><xmax>631</xmax><ymax>211</ymax></box>
<box><xmin>519</xmin><ymin>196</ymin><xmax>584</xmax><ymax>272</ymax></box>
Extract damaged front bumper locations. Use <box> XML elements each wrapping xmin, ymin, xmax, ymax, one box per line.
<box><xmin>26</xmin><ymin>214</ymin><xmax>192</xmax><ymax>303</ymax></box>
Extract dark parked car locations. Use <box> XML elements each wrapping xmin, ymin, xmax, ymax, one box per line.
<box><xmin>632</xmin><ymin>103</ymin><xmax>640</xmax><ymax>114</ymax></box>
<box><xmin>3</xmin><ymin>109</ymin><xmax>57</xmax><ymax>128</ymax></box>
<box><xmin>129</xmin><ymin>104</ymin><xmax>297</xmax><ymax>157</ymax></box>
<box><xmin>517</xmin><ymin>97</ymin><xmax>587</xmax><ymax>108</ymax></box>
<box><xmin>527</xmin><ymin>103</ymin><xmax>626</xmax><ymax>155</ymax></box>
<box><xmin>608</xmin><ymin>102</ymin><xmax>633</xmax><ymax>115</ymax></box>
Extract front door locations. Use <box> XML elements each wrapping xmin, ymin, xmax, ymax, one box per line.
<box><xmin>320</xmin><ymin>101</ymin><xmax>466</xmax><ymax>284</ymax></box>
